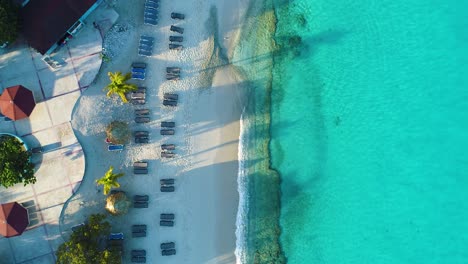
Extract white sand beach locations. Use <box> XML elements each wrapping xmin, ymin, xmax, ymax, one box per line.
<box><xmin>65</xmin><ymin>0</ymin><xmax>251</xmax><ymax>263</ymax></box>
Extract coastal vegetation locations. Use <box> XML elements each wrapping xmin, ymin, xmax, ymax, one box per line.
<box><xmin>0</xmin><ymin>0</ymin><xmax>20</xmax><ymax>45</ymax></box>
<box><xmin>0</xmin><ymin>135</ymin><xmax>35</xmax><ymax>188</ymax></box>
<box><xmin>96</xmin><ymin>166</ymin><xmax>124</xmax><ymax>195</ymax></box>
<box><xmin>56</xmin><ymin>214</ymin><xmax>121</xmax><ymax>264</ymax></box>
<box><xmin>104</xmin><ymin>72</ymin><xmax>137</xmax><ymax>103</ymax></box>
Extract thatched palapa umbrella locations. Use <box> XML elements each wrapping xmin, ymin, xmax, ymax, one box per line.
<box><xmin>105</xmin><ymin>121</ymin><xmax>130</xmax><ymax>144</ymax></box>
<box><xmin>105</xmin><ymin>191</ymin><xmax>131</xmax><ymax>215</ymax></box>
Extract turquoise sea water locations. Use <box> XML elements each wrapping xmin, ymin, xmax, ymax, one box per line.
<box><xmin>269</xmin><ymin>0</ymin><xmax>468</xmax><ymax>263</ymax></box>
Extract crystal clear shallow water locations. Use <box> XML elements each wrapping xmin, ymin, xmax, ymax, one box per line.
<box><xmin>271</xmin><ymin>0</ymin><xmax>468</xmax><ymax>263</ymax></box>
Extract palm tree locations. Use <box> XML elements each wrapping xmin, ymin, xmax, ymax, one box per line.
<box><xmin>104</xmin><ymin>72</ymin><xmax>137</xmax><ymax>103</ymax></box>
<box><xmin>96</xmin><ymin>166</ymin><xmax>124</xmax><ymax>195</ymax></box>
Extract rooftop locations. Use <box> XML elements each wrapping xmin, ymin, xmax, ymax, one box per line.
<box><xmin>20</xmin><ymin>0</ymin><xmax>97</xmax><ymax>54</ymax></box>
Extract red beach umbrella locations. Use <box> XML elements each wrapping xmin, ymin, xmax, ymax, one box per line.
<box><xmin>0</xmin><ymin>202</ymin><xmax>29</xmax><ymax>238</ymax></box>
<box><xmin>0</xmin><ymin>85</ymin><xmax>36</xmax><ymax>120</ymax></box>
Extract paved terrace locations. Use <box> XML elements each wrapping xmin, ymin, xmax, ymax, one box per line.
<box><xmin>0</xmin><ymin>4</ymin><xmax>117</xmax><ymax>264</ymax></box>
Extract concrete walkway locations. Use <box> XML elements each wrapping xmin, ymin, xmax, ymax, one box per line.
<box><xmin>0</xmin><ymin>3</ymin><xmax>118</xmax><ymax>263</ymax></box>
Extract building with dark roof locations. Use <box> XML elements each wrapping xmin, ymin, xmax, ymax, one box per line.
<box><xmin>20</xmin><ymin>0</ymin><xmax>101</xmax><ymax>55</ymax></box>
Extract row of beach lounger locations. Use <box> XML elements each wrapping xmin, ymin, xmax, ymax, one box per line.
<box><xmin>128</xmin><ymin>6</ymin><xmax>177</xmax><ymax>262</ymax></box>
<box><xmin>132</xmin><ymin>224</ymin><xmax>147</xmax><ymax>238</ymax></box>
<box><xmin>133</xmin><ymin>195</ymin><xmax>149</xmax><ymax>208</ymax></box>
<box><xmin>134</xmin><ymin>131</ymin><xmax>149</xmax><ymax>144</ymax></box>
<box><xmin>160</xmin><ymin>213</ymin><xmax>175</xmax><ymax>227</ymax></box>
<box><xmin>107</xmin><ymin>230</ymin><xmax>123</xmax><ymax>253</ymax></box>
<box><xmin>169</xmin><ymin>13</ymin><xmax>185</xmax><ymax>50</ymax></box>
<box><xmin>144</xmin><ymin>0</ymin><xmax>159</xmax><ymax>26</ymax></box>
<box><xmin>131</xmin><ymin>87</ymin><xmax>146</xmax><ymax>105</ymax></box>
<box><xmin>166</xmin><ymin>67</ymin><xmax>181</xmax><ymax>80</ymax></box>
<box><xmin>135</xmin><ymin>108</ymin><xmax>150</xmax><ymax>123</ymax></box>
<box><xmin>131</xmin><ymin>249</ymin><xmax>146</xmax><ymax>263</ymax></box>
<box><xmin>161</xmin><ymin>242</ymin><xmax>176</xmax><ymax>256</ymax></box>
<box><xmin>161</xmin><ymin>178</ymin><xmax>175</xmax><ymax>192</ymax></box>
<box><xmin>134</xmin><ymin>161</ymin><xmax>148</xmax><ymax>174</ymax></box>
<box><xmin>131</xmin><ymin>242</ymin><xmax>176</xmax><ymax>262</ymax></box>
<box><xmin>132</xmin><ymin>62</ymin><xmax>146</xmax><ymax>80</ymax></box>
<box><xmin>163</xmin><ymin>93</ymin><xmax>178</xmax><ymax>106</ymax></box>
<box><xmin>139</xmin><ymin>35</ymin><xmax>154</xmax><ymax>57</ymax></box>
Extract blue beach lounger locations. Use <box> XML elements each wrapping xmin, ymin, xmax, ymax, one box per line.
<box><xmin>145</xmin><ymin>0</ymin><xmax>159</xmax><ymax>5</ymax></box>
<box><xmin>132</xmin><ymin>67</ymin><xmax>146</xmax><ymax>73</ymax></box>
<box><xmin>144</xmin><ymin>19</ymin><xmax>158</xmax><ymax>26</ymax></box>
<box><xmin>145</xmin><ymin>13</ymin><xmax>158</xmax><ymax>19</ymax></box>
<box><xmin>109</xmin><ymin>232</ymin><xmax>124</xmax><ymax>240</ymax></box>
<box><xmin>138</xmin><ymin>49</ymin><xmax>152</xmax><ymax>57</ymax></box>
<box><xmin>108</xmin><ymin>144</ymin><xmax>124</xmax><ymax>151</ymax></box>
<box><xmin>139</xmin><ymin>42</ymin><xmax>153</xmax><ymax>49</ymax></box>
<box><xmin>139</xmin><ymin>43</ymin><xmax>153</xmax><ymax>51</ymax></box>
<box><xmin>144</xmin><ymin>8</ymin><xmax>158</xmax><ymax>14</ymax></box>
<box><xmin>132</xmin><ymin>72</ymin><xmax>146</xmax><ymax>80</ymax></box>
<box><xmin>132</xmin><ymin>74</ymin><xmax>145</xmax><ymax>80</ymax></box>
<box><xmin>145</xmin><ymin>2</ymin><xmax>159</xmax><ymax>9</ymax></box>
<box><xmin>140</xmin><ymin>35</ymin><xmax>154</xmax><ymax>42</ymax></box>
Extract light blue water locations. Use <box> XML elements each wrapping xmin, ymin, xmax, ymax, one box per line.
<box><xmin>269</xmin><ymin>0</ymin><xmax>468</xmax><ymax>263</ymax></box>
